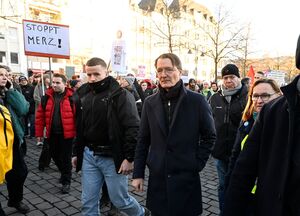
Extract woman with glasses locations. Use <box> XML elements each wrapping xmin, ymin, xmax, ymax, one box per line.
<box><xmin>224</xmin><ymin>78</ymin><xmax>281</xmax><ymax>216</ymax></box>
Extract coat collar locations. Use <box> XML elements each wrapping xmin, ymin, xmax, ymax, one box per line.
<box><xmin>150</xmin><ymin>82</ymin><xmax>187</xmax><ymax>136</ymax></box>
<box><xmin>281</xmin><ymin>75</ymin><xmax>300</xmax><ymax>110</ymax></box>
<box><xmin>76</xmin><ymin>76</ymin><xmax>122</xmax><ymax>98</ymax></box>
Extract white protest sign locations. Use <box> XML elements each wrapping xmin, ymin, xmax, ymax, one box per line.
<box><xmin>136</xmin><ymin>65</ymin><xmax>146</xmax><ymax>79</ymax></box>
<box><xmin>265</xmin><ymin>70</ymin><xmax>286</xmax><ymax>86</ymax></box>
<box><xmin>111</xmin><ymin>39</ymin><xmax>127</xmax><ymax>75</ymax></box>
<box><xmin>23</xmin><ymin>19</ymin><xmax>70</xmax><ymax>59</ymax></box>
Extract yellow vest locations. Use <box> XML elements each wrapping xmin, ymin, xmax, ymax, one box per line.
<box><xmin>241</xmin><ymin>135</ymin><xmax>257</xmax><ymax>194</ymax></box>
<box><xmin>0</xmin><ymin>105</ymin><xmax>14</xmax><ymax>184</ymax></box>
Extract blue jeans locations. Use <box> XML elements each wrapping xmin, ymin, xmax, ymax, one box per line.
<box><xmin>215</xmin><ymin>159</ymin><xmax>228</xmax><ymax>215</ymax></box>
<box><xmin>24</xmin><ymin>113</ymin><xmax>35</xmax><ymax>137</ymax></box>
<box><xmin>81</xmin><ymin>147</ymin><xmax>144</xmax><ymax>216</ymax></box>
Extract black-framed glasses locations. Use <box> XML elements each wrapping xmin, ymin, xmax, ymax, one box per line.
<box><xmin>252</xmin><ymin>92</ymin><xmax>277</xmax><ymax>101</ymax></box>
<box><xmin>156</xmin><ymin>67</ymin><xmax>175</xmax><ymax>75</ymax></box>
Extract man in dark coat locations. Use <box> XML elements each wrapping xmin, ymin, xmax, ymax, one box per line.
<box><xmin>209</xmin><ymin>63</ymin><xmax>248</xmax><ymax>214</ymax></box>
<box><xmin>223</xmin><ymin>35</ymin><xmax>300</xmax><ymax>216</ymax></box>
<box><xmin>132</xmin><ymin>53</ymin><xmax>216</xmax><ymax>216</ymax></box>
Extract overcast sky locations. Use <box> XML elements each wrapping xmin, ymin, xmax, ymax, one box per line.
<box><xmin>197</xmin><ymin>0</ymin><xmax>300</xmax><ymax>58</ymax></box>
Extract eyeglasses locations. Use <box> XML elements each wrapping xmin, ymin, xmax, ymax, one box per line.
<box><xmin>252</xmin><ymin>93</ymin><xmax>277</xmax><ymax>101</ymax></box>
<box><xmin>156</xmin><ymin>67</ymin><xmax>175</xmax><ymax>75</ymax></box>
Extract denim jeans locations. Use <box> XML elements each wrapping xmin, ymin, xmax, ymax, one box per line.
<box><xmin>215</xmin><ymin>159</ymin><xmax>228</xmax><ymax>215</ymax></box>
<box><xmin>81</xmin><ymin>147</ymin><xmax>144</xmax><ymax>216</ymax></box>
<box><xmin>24</xmin><ymin>113</ymin><xmax>35</xmax><ymax>137</ymax></box>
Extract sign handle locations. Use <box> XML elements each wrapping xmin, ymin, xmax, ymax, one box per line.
<box><xmin>48</xmin><ymin>57</ymin><xmax>52</xmax><ymax>86</ymax></box>
<box><xmin>40</xmin><ymin>62</ymin><xmax>45</xmax><ymax>96</ymax></box>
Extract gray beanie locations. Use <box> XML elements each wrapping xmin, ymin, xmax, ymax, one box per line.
<box><xmin>124</xmin><ymin>76</ymin><xmax>135</xmax><ymax>87</ymax></box>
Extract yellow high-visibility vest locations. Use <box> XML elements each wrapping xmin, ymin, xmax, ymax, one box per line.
<box><xmin>241</xmin><ymin>135</ymin><xmax>257</xmax><ymax>194</ymax></box>
<box><xmin>0</xmin><ymin>105</ymin><xmax>14</xmax><ymax>184</ymax></box>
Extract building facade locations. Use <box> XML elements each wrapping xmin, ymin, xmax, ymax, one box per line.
<box><xmin>0</xmin><ymin>0</ymin><xmax>217</xmax><ymax>81</ymax></box>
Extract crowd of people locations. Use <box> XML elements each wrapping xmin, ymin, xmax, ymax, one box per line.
<box><xmin>0</xmin><ymin>34</ymin><xmax>299</xmax><ymax>216</ymax></box>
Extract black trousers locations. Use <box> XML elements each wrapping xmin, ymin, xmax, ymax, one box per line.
<box><xmin>49</xmin><ymin>134</ymin><xmax>73</xmax><ymax>185</ymax></box>
<box><xmin>0</xmin><ymin>202</ymin><xmax>5</xmax><ymax>216</ymax></box>
<box><xmin>5</xmin><ymin>139</ymin><xmax>28</xmax><ymax>204</ymax></box>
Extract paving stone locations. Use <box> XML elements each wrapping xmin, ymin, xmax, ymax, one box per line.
<box><xmin>0</xmin><ymin>138</ymin><xmax>220</xmax><ymax>215</ymax></box>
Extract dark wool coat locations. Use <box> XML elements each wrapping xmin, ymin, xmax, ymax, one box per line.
<box><xmin>133</xmin><ymin>86</ymin><xmax>216</xmax><ymax>216</ymax></box>
<box><xmin>223</xmin><ymin>75</ymin><xmax>300</xmax><ymax>216</ymax></box>
<box><xmin>296</xmin><ymin>35</ymin><xmax>300</xmax><ymax>69</ymax></box>
<box><xmin>209</xmin><ymin>84</ymin><xmax>248</xmax><ymax>161</ymax></box>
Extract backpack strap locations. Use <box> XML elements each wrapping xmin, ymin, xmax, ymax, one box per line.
<box><xmin>68</xmin><ymin>96</ymin><xmax>74</xmax><ymax>112</ymax></box>
<box><xmin>41</xmin><ymin>94</ymin><xmax>73</xmax><ymax>111</ymax></box>
<box><xmin>41</xmin><ymin>95</ymin><xmax>49</xmax><ymax>110</ymax></box>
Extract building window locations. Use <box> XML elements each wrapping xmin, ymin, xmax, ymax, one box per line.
<box><xmin>8</xmin><ymin>27</ymin><xmax>18</xmax><ymax>40</ymax></box>
<box><xmin>10</xmin><ymin>52</ymin><xmax>18</xmax><ymax>64</ymax></box>
<box><xmin>0</xmin><ymin>51</ymin><xmax>6</xmax><ymax>63</ymax></box>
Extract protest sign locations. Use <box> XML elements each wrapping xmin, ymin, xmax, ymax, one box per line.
<box><xmin>23</xmin><ymin>19</ymin><xmax>70</xmax><ymax>59</ymax></box>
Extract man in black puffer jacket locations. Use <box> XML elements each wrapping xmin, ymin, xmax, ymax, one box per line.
<box><xmin>72</xmin><ymin>57</ymin><xmax>148</xmax><ymax>216</ymax></box>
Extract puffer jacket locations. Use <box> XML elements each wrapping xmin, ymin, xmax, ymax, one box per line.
<box><xmin>72</xmin><ymin>76</ymin><xmax>140</xmax><ymax>172</ymax></box>
<box><xmin>35</xmin><ymin>87</ymin><xmax>76</xmax><ymax>139</ymax></box>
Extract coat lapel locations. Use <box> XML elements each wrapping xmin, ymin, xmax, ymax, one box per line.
<box><xmin>169</xmin><ymin>87</ymin><xmax>187</xmax><ymax>131</ymax></box>
<box><xmin>150</xmin><ymin>93</ymin><xmax>168</xmax><ymax>136</ymax></box>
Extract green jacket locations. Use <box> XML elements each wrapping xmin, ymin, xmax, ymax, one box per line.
<box><xmin>5</xmin><ymin>89</ymin><xmax>29</xmax><ymax>145</ymax></box>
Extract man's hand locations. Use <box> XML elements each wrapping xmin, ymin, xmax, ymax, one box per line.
<box><xmin>72</xmin><ymin>156</ymin><xmax>77</xmax><ymax>169</ymax></box>
<box><xmin>36</xmin><ymin>137</ymin><xmax>42</xmax><ymax>142</ymax></box>
<box><xmin>132</xmin><ymin>178</ymin><xmax>144</xmax><ymax>192</ymax></box>
<box><xmin>118</xmin><ymin>159</ymin><xmax>133</xmax><ymax>175</ymax></box>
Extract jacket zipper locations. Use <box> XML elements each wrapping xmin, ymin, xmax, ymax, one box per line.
<box><xmin>168</xmin><ymin>100</ymin><xmax>171</xmax><ymax>126</ymax></box>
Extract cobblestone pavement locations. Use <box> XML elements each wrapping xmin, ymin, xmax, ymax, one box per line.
<box><xmin>0</xmin><ymin>138</ymin><xmax>220</xmax><ymax>216</ymax></box>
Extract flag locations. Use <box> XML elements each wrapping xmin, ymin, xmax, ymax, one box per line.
<box><xmin>247</xmin><ymin>65</ymin><xmax>255</xmax><ymax>84</ymax></box>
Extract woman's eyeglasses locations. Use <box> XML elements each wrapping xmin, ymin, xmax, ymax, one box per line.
<box><xmin>252</xmin><ymin>92</ymin><xmax>277</xmax><ymax>101</ymax></box>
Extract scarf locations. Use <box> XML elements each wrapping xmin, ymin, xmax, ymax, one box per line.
<box><xmin>221</xmin><ymin>82</ymin><xmax>242</xmax><ymax>103</ymax></box>
<box><xmin>159</xmin><ymin>80</ymin><xmax>182</xmax><ymax>101</ymax></box>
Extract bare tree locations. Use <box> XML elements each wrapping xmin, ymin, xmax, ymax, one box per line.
<box><xmin>232</xmin><ymin>23</ymin><xmax>256</xmax><ymax>77</ymax></box>
<box><xmin>196</xmin><ymin>5</ymin><xmax>247</xmax><ymax>81</ymax></box>
<box><xmin>138</xmin><ymin>0</ymin><xmax>188</xmax><ymax>53</ymax></box>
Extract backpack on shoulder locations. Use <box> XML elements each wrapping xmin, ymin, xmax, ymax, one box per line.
<box><xmin>41</xmin><ymin>94</ymin><xmax>73</xmax><ymax>110</ymax></box>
